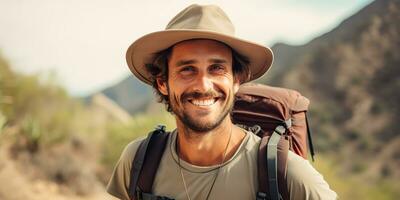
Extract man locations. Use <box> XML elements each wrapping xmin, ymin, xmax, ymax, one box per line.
<box><xmin>107</xmin><ymin>4</ymin><xmax>337</xmax><ymax>200</ymax></box>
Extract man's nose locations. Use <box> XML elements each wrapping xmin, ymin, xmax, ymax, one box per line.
<box><xmin>193</xmin><ymin>73</ymin><xmax>214</xmax><ymax>92</ymax></box>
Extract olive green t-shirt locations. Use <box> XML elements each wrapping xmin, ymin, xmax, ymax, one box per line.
<box><xmin>107</xmin><ymin>130</ymin><xmax>337</xmax><ymax>200</ymax></box>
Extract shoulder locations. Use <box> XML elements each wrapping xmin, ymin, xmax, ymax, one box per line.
<box><xmin>119</xmin><ymin>137</ymin><xmax>147</xmax><ymax>166</ymax></box>
<box><xmin>286</xmin><ymin>151</ymin><xmax>338</xmax><ymax>200</ymax></box>
<box><xmin>237</xmin><ymin>128</ymin><xmax>262</xmax><ymax>156</ymax></box>
<box><xmin>242</xmin><ymin>128</ymin><xmax>261</xmax><ymax>147</ymax></box>
<box><xmin>106</xmin><ymin>136</ymin><xmax>146</xmax><ymax>200</ymax></box>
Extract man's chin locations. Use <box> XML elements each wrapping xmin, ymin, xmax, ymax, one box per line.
<box><xmin>182</xmin><ymin>118</ymin><xmax>216</xmax><ymax>132</ymax></box>
<box><xmin>179</xmin><ymin>112</ymin><xmax>229</xmax><ymax>133</ymax></box>
<box><xmin>183</xmin><ymin>123</ymin><xmax>219</xmax><ymax>133</ymax></box>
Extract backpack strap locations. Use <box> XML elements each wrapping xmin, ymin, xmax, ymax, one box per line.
<box><xmin>129</xmin><ymin>125</ymin><xmax>169</xmax><ymax>200</ymax></box>
<box><xmin>257</xmin><ymin>126</ymin><xmax>290</xmax><ymax>200</ymax></box>
<box><xmin>305</xmin><ymin>113</ymin><xmax>316</xmax><ymax>161</ymax></box>
<box><xmin>257</xmin><ymin>135</ymin><xmax>269</xmax><ymax>200</ymax></box>
<box><xmin>267</xmin><ymin>126</ymin><xmax>284</xmax><ymax>200</ymax></box>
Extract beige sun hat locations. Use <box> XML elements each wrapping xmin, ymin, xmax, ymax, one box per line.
<box><xmin>126</xmin><ymin>4</ymin><xmax>273</xmax><ymax>85</ymax></box>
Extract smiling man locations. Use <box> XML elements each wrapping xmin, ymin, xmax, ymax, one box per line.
<box><xmin>159</xmin><ymin>40</ymin><xmax>238</xmax><ymax>133</ymax></box>
<box><xmin>107</xmin><ymin>4</ymin><xmax>337</xmax><ymax>200</ymax></box>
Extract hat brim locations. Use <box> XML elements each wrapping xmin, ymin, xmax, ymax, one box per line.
<box><xmin>126</xmin><ymin>29</ymin><xmax>273</xmax><ymax>85</ymax></box>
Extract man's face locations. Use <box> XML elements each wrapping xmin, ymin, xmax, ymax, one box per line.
<box><xmin>157</xmin><ymin>39</ymin><xmax>239</xmax><ymax>132</ymax></box>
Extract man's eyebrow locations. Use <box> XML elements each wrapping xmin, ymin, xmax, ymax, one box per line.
<box><xmin>174</xmin><ymin>58</ymin><xmax>228</xmax><ymax>67</ymax></box>
<box><xmin>208</xmin><ymin>58</ymin><xmax>227</xmax><ymax>64</ymax></box>
<box><xmin>175</xmin><ymin>59</ymin><xmax>197</xmax><ymax>67</ymax></box>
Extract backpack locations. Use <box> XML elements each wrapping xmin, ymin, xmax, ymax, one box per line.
<box><xmin>128</xmin><ymin>83</ymin><xmax>315</xmax><ymax>200</ymax></box>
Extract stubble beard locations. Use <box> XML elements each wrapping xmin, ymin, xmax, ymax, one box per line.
<box><xmin>169</xmin><ymin>88</ymin><xmax>235</xmax><ymax>133</ymax></box>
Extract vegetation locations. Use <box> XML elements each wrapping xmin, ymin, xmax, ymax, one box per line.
<box><xmin>314</xmin><ymin>155</ymin><xmax>400</xmax><ymax>200</ymax></box>
<box><xmin>101</xmin><ymin>111</ymin><xmax>175</xmax><ymax>171</ymax></box>
<box><xmin>0</xmin><ymin>53</ymin><xmax>176</xmax><ymax>196</ymax></box>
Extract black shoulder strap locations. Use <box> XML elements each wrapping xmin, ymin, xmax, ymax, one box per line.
<box><xmin>128</xmin><ymin>125</ymin><xmax>169</xmax><ymax>200</ymax></box>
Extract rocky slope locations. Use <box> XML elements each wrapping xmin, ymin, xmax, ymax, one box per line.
<box><xmin>260</xmin><ymin>0</ymin><xmax>400</xmax><ymax>180</ymax></box>
<box><xmin>92</xmin><ymin>76</ymin><xmax>152</xmax><ymax>114</ymax></box>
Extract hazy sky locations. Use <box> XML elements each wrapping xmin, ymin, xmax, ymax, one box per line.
<box><xmin>0</xmin><ymin>0</ymin><xmax>373</xmax><ymax>96</ymax></box>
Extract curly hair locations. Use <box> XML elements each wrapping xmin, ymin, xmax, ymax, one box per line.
<box><xmin>145</xmin><ymin>42</ymin><xmax>250</xmax><ymax>112</ymax></box>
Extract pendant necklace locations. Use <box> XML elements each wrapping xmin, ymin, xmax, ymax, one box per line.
<box><xmin>177</xmin><ymin>128</ymin><xmax>232</xmax><ymax>200</ymax></box>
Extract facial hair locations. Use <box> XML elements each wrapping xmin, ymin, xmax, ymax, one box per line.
<box><xmin>168</xmin><ymin>87</ymin><xmax>235</xmax><ymax>133</ymax></box>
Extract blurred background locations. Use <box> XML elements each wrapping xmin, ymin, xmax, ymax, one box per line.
<box><xmin>0</xmin><ymin>0</ymin><xmax>399</xmax><ymax>199</ymax></box>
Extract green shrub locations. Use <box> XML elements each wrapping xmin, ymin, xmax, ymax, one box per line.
<box><xmin>0</xmin><ymin>54</ymin><xmax>89</xmax><ymax>151</ymax></box>
<box><xmin>101</xmin><ymin>111</ymin><xmax>175</xmax><ymax>170</ymax></box>
<box><xmin>313</xmin><ymin>155</ymin><xmax>400</xmax><ymax>199</ymax></box>
<box><xmin>0</xmin><ymin>112</ymin><xmax>5</xmax><ymax>132</ymax></box>
<box><xmin>20</xmin><ymin>116</ymin><xmax>41</xmax><ymax>152</ymax></box>
<box><xmin>0</xmin><ymin>112</ymin><xmax>6</xmax><ymax>145</ymax></box>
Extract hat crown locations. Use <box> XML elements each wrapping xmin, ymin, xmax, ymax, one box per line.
<box><xmin>166</xmin><ymin>4</ymin><xmax>235</xmax><ymax>36</ymax></box>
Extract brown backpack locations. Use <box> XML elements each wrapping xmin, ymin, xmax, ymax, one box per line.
<box><xmin>128</xmin><ymin>83</ymin><xmax>315</xmax><ymax>200</ymax></box>
<box><xmin>232</xmin><ymin>83</ymin><xmax>314</xmax><ymax>200</ymax></box>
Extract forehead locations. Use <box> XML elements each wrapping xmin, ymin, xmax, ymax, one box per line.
<box><xmin>169</xmin><ymin>39</ymin><xmax>232</xmax><ymax>61</ymax></box>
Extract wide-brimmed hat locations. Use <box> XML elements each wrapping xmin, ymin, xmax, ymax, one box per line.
<box><xmin>126</xmin><ymin>4</ymin><xmax>273</xmax><ymax>85</ymax></box>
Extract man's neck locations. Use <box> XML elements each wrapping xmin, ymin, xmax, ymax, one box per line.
<box><xmin>175</xmin><ymin>118</ymin><xmax>246</xmax><ymax>166</ymax></box>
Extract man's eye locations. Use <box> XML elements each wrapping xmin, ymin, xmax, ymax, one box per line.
<box><xmin>179</xmin><ymin>66</ymin><xmax>195</xmax><ymax>74</ymax></box>
<box><xmin>209</xmin><ymin>64</ymin><xmax>225</xmax><ymax>73</ymax></box>
<box><xmin>181</xmin><ymin>66</ymin><xmax>193</xmax><ymax>71</ymax></box>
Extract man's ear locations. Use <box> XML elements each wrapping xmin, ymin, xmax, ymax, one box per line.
<box><xmin>156</xmin><ymin>78</ymin><xmax>168</xmax><ymax>95</ymax></box>
<box><xmin>233</xmin><ymin>78</ymin><xmax>240</xmax><ymax>94</ymax></box>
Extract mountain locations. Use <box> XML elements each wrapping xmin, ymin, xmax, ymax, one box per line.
<box><xmin>89</xmin><ymin>93</ymin><xmax>132</xmax><ymax>123</ymax></box>
<box><xmin>258</xmin><ymin>0</ymin><xmax>400</xmax><ymax>180</ymax></box>
<box><xmin>93</xmin><ymin>76</ymin><xmax>153</xmax><ymax>114</ymax></box>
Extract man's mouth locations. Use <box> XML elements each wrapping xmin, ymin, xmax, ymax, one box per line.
<box><xmin>188</xmin><ymin>98</ymin><xmax>219</xmax><ymax>107</ymax></box>
<box><xmin>182</xmin><ymin>90</ymin><xmax>224</xmax><ymax>107</ymax></box>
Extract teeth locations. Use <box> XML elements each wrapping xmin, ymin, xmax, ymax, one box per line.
<box><xmin>191</xmin><ymin>99</ymin><xmax>216</xmax><ymax>106</ymax></box>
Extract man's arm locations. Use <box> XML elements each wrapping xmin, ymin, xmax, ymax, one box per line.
<box><xmin>286</xmin><ymin>151</ymin><xmax>338</xmax><ymax>200</ymax></box>
<box><xmin>106</xmin><ymin>138</ymin><xmax>145</xmax><ymax>200</ymax></box>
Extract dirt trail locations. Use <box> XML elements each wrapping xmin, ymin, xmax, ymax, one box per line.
<box><xmin>0</xmin><ymin>148</ymin><xmax>117</xmax><ymax>200</ymax></box>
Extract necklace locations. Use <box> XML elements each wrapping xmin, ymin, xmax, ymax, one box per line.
<box><xmin>177</xmin><ymin>128</ymin><xmax>233</xmax><ymax>200</ymax></box>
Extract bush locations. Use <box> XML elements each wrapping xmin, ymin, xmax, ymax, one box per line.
<box><xmin>101</xmin><ymin>111</ymin><xmax>175</xmax><ymax>171</ymax></box>
<box><xmin>313</xmin><ymin>155</ymin><xmax>400</xmax><ymax>199</ymax></box>
<box><xmin>0</xmin><ymin>112</ymin><xmax>5</xmax><ymax>132</ymax></box>
<box><xmin>0</xmin><ymin>55</ymin><xmax>89</xmax><ymax>151</ymax></box>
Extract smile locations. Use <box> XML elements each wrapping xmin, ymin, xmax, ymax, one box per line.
<box><xmin>188</xmin><ymin>98</ymin><xmax>219</xmax><ymax>107</ymax></box>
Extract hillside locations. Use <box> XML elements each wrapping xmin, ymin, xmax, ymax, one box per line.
<box><xmin>91</xmin><ymin>76</ymin><xmax>152</xmax><ymax>114</ymax></box>
<box><xmin>0</xmin><ymin>50</ymin><xmax>174</xmax><ymax>200</ymax></box>
<box><xmin>0</xmin><ymin>55</ymin><xmax>120</xmax><ymax>200</ymax></box>
<box><xmin>259</xmin><ymin>0</ymin><xmax>400</xmax><ymax>181</ymax></box>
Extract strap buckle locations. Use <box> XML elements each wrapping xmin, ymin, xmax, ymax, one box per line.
<box><xmin>274</xmin><ymin>125</ymin><xmax>286</xmax><ymax>135</ymax></box>
<box><xmin>249</xmin><ymin>125</ymin><xmax>262</xmax><ymax>135</ymax></box>
<box><xmin>155</xmin><ymin>124</ymin><xmax>166</xmax><ymax>132</ymax></box>
<box><xmin>256</xmin><ymin>192</ymin><xmax>269</xmax><ymax>200</ymax></box>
